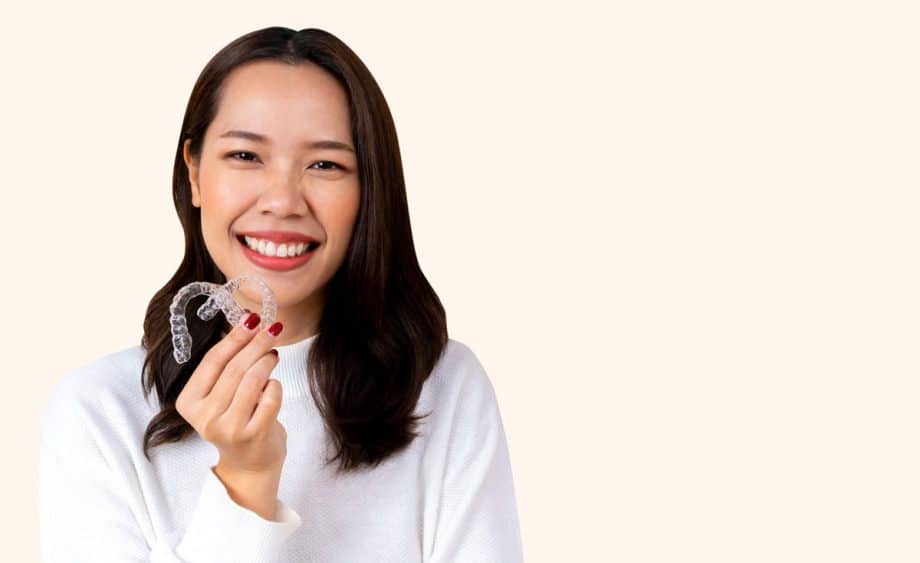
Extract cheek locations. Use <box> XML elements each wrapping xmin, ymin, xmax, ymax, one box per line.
<box><xmin>198</xmin><ymin>170</ymin><xmax>249</xmax><ymax>224</ymax></box>
<box><xmin>198</xmin><ymin>196</ymin><xmax>237</xmax><ymax>237</ymax></box>
<box><xmin>319</xmin><ymin>185</ymin><xmax>361</xmax><ymax>238</ymax></box>
<box><xmin>340</xmin><ymin>185</ymin><xmax>363</xmax><ymax>229</ymax></box>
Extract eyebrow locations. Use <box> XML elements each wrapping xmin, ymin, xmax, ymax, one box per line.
<box><xmin>218</xmin><ymin>129</ymin><xmax>355</xmax><ymax>153</ymax></box>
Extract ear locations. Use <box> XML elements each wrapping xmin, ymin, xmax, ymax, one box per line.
<box><xmin>183</xmin><ymin>139</ymin><xmax>201</xmax><ymax>208</ymax></box>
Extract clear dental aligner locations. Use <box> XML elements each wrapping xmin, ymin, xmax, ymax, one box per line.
<box><xmin>169</xmin><ymin>275</ymin><xmax>277</xmax><ymax>364</ymax></box>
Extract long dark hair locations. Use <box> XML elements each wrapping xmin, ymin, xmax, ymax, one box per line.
<box><xmin>140</xmin><ymin>27</ymin><xmax>448</xmax><ymax>474</ymax></box>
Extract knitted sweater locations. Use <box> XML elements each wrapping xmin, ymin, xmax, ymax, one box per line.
<box><xmin>38</xmin><ymin>334</ymin><xmax>524</xmax><ymax>562</ymax></box>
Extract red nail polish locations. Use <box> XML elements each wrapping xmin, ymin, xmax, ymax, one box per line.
<box><xmin>268</xmin><ymin>321</ymin><xmax>283</xmax><ymax>336</ymax></box>
<box><xmin>244</xmin><ymin>313</ymin><xmax>260</xmax><ymax>330</ymax></box>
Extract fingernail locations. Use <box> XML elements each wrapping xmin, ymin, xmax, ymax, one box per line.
<box><xmin>271</xmin><ymin>349</ymin><xmax>279</xmax><ymax>356</ymax></box>
<box><xmin>244</xmin><ymin>313</ymin><xmax>261</xmax><ymax>330</ymax></box>
<box><xmin>268</xmin><ymin>321</ymin><xmax>283</xmax><ymax>337</ymax></box>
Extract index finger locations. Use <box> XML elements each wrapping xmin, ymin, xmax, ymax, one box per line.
<box><xmin>182</xmin><ymin>312</ymin><xmax>262</xmax><ymax>400</ymax></box>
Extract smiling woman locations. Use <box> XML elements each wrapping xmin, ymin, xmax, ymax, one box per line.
<box><xmin>37</xmin><ymin>25</ymin><xmax>524</xmax><ymax>563</ymax></box>
<box><xmin>183</xmin><ymin>60</ymin><xmax>361</xmax><ymax>320</ymax></box>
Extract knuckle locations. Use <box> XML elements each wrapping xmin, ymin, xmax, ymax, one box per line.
<box><xmin>222</xmin><ymin>358</ymin><xmax>245</xmax><ymax>381</ymax></box>
<box><xmin>196</xmin><ymin>354</ymin><xmax>219</xmax><ymax>379</ymax></box>
<box><xmin>257</xmin><ymin>329</ymin><xmax>275</xmax><ymax>345</ymax></box>
<box><xmin>201</xmin><ymin>342</ymin><xmax>225</xmax><ymax>364</ymax></box>
<box><xmin>264</xmin><ymin>383</ymin><xmax>281</xmax><ymax>401</ymax></box>
<box><xmin>239</xmin><ymin>424</ymin><xmax>257</xmax><ymax>441</ymax></box>
<box><xmin>228</xmin><ymin>419</ymin><xmax>255</xmax><ymax>443</ymax></box>
<box><xmin>199</xmin><ymin>417</ymin><xmax>218</xmax><ymax>441</ymax></box>
<box><xmin>176</xmin><ymin>393</ymin><xmax>196</xmax><ymax>419</ymax></box>
<box><xmin>195</xmin><ymin>354</ymin><xmax>213</xmax><ymax>375</ymax></box>
<box><xmin>241</xmin><ymin>373</ymin><xmax>262</xmax><ymax>392</ymax></box>
<box><xmin>226</xmin><ymin>426</ymin><xmax>245</xmax><ymax>444</ymax></box>
<box><xmin>215</xmin><ymin>422</ymin><xmax>235</xmax><ymax>444</ymax></box>
<box><xmin>231</xmin><ymin>323</ymin><xmax>253</xmax><ymax>341</ymax></box>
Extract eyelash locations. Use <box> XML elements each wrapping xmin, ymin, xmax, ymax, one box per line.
<box><xmin>225</xmin><ymin>151</ymin><xmax>343</xmax><ymax>171</ymax></box>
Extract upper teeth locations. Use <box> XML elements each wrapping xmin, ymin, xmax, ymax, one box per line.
<box><xmin>244</xmin><ymin>236</ymin><xmax>314</xmax><ymax>258</ymax></box>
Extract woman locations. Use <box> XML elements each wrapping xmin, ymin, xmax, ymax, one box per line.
<box><xmin>38</xmin><ymin>26</ymin><xmax>524</xmax><ymax>562</ymax></box>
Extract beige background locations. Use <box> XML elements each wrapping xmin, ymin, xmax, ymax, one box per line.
<box><xmin>3</xmin><ymin>0</ymin><xmax>919</xmax><ymax>561</ymax></box>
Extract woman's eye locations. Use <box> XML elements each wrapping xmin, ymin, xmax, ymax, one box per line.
<box><xmin>311</xmin><ymin>161</ymin><xmax>342</xmax><ymax>171</ymax></box>
<box><xmin>227</xmin><ymin>151</ymin><xmax>258</xmax><ymax>162</ymax></box>
<box><xmin>224</xmin><ymin>153</ymin><xmax>343</xmax><ymax>171</ymax></box>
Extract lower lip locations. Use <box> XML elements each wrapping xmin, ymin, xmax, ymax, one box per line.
<box><xmin>238</xmin><ymin>237</ymin><xmax>318</xmax><ymax>272</ymax></box>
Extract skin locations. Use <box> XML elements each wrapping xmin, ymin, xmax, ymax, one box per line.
<box><xmin>183</xmin><ymin>60</ymin><xmax>361</xmax><ymax>346</ymax></box>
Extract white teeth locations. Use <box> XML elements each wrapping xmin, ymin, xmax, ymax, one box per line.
<box><xmin>243</xmin><ymin>236</ymin><xmax>314</xmax><ymax>258</ymax></box>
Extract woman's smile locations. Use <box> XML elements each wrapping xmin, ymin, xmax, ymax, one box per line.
<box><xmin>235</xmin><ymin>233</ymin><xmax>320</xmax><ymax>271</ymax></box>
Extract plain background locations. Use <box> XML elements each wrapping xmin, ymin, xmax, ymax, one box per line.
<box><xmin>3</xmin><ymin>0</ymin><xmax>919</xmax><ymax>561</ymax></box>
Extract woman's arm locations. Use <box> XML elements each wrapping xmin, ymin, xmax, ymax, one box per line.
<box><xmin>37</xmin><ymin>373</ymin><xmax>301</xmax><ymax>562</ymax></box>
<box><xmin>425</xmin><ymin>347</ymin><xmax>525</xmax><ymax>562</ymax></box>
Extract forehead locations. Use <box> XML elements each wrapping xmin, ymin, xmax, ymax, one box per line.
<box><xmin>209</xmin><ymin>60</ymin><xmax>351</xmax><ymax>142</ymax></box>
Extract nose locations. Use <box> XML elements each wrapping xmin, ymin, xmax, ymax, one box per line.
<box><xmin>257</xmin><ymin>169</ymin><xmax>310</xmax><ymax>217</ymax></box>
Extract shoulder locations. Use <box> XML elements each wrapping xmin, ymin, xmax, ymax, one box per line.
<box><xmin>41</xmin><ymin>344</ymin><xmax>152</xmax><ymax>435</ymax></box>
<box><xmin>429</xmin><ymin>338</ymin><xmax>496</xmax><ymax>399</ymax></box>
<box><xmin>415</xmin><ymin>338</ymin><xmax>511</xmax><ymax>480</ymax></box>
<box><xmin>418</xmin><ymin>338</ymin><xmax>502</xmax><ymax>429</ymax></box>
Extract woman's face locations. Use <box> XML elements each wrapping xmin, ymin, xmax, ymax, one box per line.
<box><xmin>184</xmin><ymin>60</ymin><xmax>360</xmax><ymax>340</ymax></box>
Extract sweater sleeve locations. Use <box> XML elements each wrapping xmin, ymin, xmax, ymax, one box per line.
<box><xmin>427</xmin><ymin>348</ymin><xmax>525</xmax><ymax>563</ymax></box>
<box><xmin>170</xmin><ymin>465</ymin><xmax>302</xmax><ymax>561</ymax></box>
<box><xmin>38</xmin><ymin>373</ymin><xmax>302</xmax><ymax>562</ymax></box>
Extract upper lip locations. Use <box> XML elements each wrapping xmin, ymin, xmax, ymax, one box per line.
<box><xmin>238</xmin><ymin>230</ymin><xmax>320</xmax><ymax>244</ymax></box>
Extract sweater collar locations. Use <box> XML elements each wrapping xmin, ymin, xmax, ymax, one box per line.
<box><xmin>271</xmin><ymin>333</ymin><xmax>318</xmax><ymax>402</ymax></box>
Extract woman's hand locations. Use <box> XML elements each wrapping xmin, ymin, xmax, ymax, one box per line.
<box><xmin>175</xmin><ymin>312</ymin><xmax>287</xmax><ymax>474</ymax></box>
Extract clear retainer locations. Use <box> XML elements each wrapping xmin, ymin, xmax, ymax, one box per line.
<box><xmin>169</xmin><ymin>275</ymin><xmax>277</xmax><ymax>364</ymax></box>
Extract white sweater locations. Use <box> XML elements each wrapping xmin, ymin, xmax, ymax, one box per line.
<box><xmin>38</xmin><ymin>334</ymin><xmax>524</xmax><ymax>562</ymax></box>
